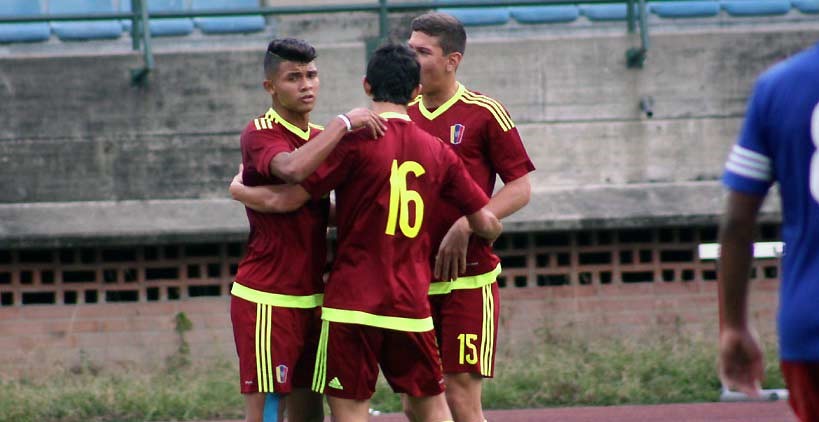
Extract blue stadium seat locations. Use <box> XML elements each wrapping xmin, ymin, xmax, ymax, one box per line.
<box><xmin>50</xmin><ymin>0</ymin><xmax>123</xmax><ymax>41</ymax></box>
<box><xmin>721</xmin><ymin>0</ymin><xmax>791</xmax><ymax>16</ymax></box>
<box><xmin>438</xmin><ymin>7</ymin><xmax>511</xmax><ymax>26</ymax></box>
<box><xmin>650</xmin><ymin>1</ymin><xmax>721</xmax><ymax>18</ymax></box>
<box><xmin>580</xmin><ymin>4</ymin><xmax>639</xmax><ymax>21</ymax></box>
<box><xmin>0</xmin><ymin>0</ymin><xmax>50</xmax><ymax>43</ymax></box>
<box><xmin>122</xmin><ymin>0</ymin><xmax>194</xmax><ymax>37</ymax></box>
<box><xmin>191</xmin><ymin>0</ymin><xmax>265</xmax><ymax>34</ymax></box>
<box><xmin>510</xmin><ymin>6</ymin><xmax>580</xmax><ymax>24</ymax></box>
<box><xmin>791</xmin><ymin>0</ymin><xmax>819</xmax><ymax>13</ymax></box>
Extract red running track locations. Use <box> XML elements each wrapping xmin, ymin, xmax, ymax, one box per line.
<box><xmin>368</xmin><ymin>402</ymin><xmax>793</xmax><ymax>421</ymax></box>
<box><xmin>197</xmin><ymin>401</ymin><xmax>794</xmax><ymax>421</ymax></box>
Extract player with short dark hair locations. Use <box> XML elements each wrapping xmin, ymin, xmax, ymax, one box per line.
<box><xmin>406</xmin><ymin>12</ymin><xmax>535</xmax><ymax>422</ymax></box>
<box><xmin>718</xmin><ymin>41</ymin><xmax>819</xmax><ymax>422</ymax></box>
<box><xmin>232</xmin><ymin>37</ymin><xmax>385</xmax><ymax>422</ymax></box>
<box><xmin>231</xmin><ymin>42</ymin><xmax>503</xmax><ymax>422</ymax></box>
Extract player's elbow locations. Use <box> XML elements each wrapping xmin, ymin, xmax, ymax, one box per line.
<box><xmin>278</xmin><ymin>166</ymin><xmax>308</xmax><ymax>185</ymax></box>
<box><xmin>513</xmin><ymin>176</ymin><xmax>532</xmax><ymax>207</ymax></box>
<box><xmin>470</xmin><ymin>210</ymin><xmax>503</xmax><ymax>242</ymax></box>
<box><xmin>229</xmin><ymin>184</ymin><xmax>242</xmax><ymax>201</ymax></box>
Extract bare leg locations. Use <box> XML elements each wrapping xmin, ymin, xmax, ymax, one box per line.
<box><xmin>285</xmin><ymin>388</ymin><xmax>324</xmax><ymax>422</ymax></box>
<box><xmin>406</xmin><ymin>391</ymin><xmax>453</xmax><ymax>422</ymax></box>
<box><xmin>326</xmin><ymin>396</ymin><xmax>370</xmax><ymax>422</ymax></box>
<box><xmin>244</xmin><ymin>393</ymin><xmax>285</xmax><ymax>422</ymax></box>
<box><xmin>243</xmin><ymin>393</ymin><xmax>269</xmax><ymax>422</ymax></box>
<box><xmin>444</xmin><ymin>373</ymin><xmax>484</xmax><ymax>422</ymax></box>
<box><xmin>402</xmin><ymin>393</ymin><xmax>420</xmax><ymax>422</ymax></box>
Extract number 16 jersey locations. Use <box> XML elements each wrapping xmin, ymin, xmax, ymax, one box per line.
<box><xmin>300</xmin><ymin>113</ymin><xmax>490</xmax><ymax>331</ymax></box>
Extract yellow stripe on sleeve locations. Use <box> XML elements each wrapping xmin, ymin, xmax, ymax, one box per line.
<box><xmin>254</xmin><ymin>119</ymin><xmax>262</xmax><ymax>130</ymax></box>
<box><xmin>463</xmin><ymin>91</ymin><xmax>515</xmax><ymax>129</ymax></box>
<box><xmin>462</xmin><ymin>92</ymin><xmax>515</xmax><ymax>132</ymax></box>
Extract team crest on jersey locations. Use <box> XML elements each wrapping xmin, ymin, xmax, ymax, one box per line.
<box><xmin>450</xmin><ymin>124</ymin><xmax>465</xmax><ymax>145</ymax></box>
<box><xmin>276</xmin><ymin>364</ymin><xmax>288</xmax><ymax>383</ymax></box>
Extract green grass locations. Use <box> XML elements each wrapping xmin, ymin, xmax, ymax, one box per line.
<box><xmin>0</xmin><ymin>329</ymin><xmax>785</xmax><ymax>421</ymax></box>
<box><xmin>371</xmin><ymin>327</ymin><xmax>785</xmax><ymax>413</ymax></box>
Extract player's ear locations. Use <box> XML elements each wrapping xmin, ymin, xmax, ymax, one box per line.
<box><xmin>411</xmin><ymin>84</ymin><xmax>422</xmax><ymax>99</ymax></box>
<box><xmin>263</xmin><ymin>79</ymin><xmax>276</xmax><ymax>96</ymax></box>
<box><xmin>446</xmin><ymin>52</ymin><xmax>462</xmax><ymax>73</ymax></box>
<box><xmin>362</xmin><ymin>77</ymin><xmax>373</xmax><ymax>98</ymax></box>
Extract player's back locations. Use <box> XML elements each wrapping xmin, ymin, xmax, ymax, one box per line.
<box><xmin>757</xmin><ymin>45</ymin><xmax>819</xmax><ymax>283</ymax></box>
<box><xmin>727</xmin><ymin>42</ymin><xmax>819</xmax><ymax>360</ymax></box>
<box><xmin>317</xmin><ymin>113</ymin><xmax>487</xmax><ymax>321</ymax></box>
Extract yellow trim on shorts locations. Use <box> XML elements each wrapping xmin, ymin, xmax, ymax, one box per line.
<box><xmin>321</xmin><ymin>307</ymin><xmax>433</xmax><ymax>332</ymax></box>
<box><xmin>232</xmin><ymin>282</ymin><xmax>323</xmax><ymax>309</ymax></box>
<box><xmin>428</xmin><ymin>264</ymin><xmax>502</xmax><ymax>296</ymax></box>
<box><xmin>480</xmin><ymin>284</ymin><xmax>495</xmax><ymax>377</ymax></box>
<box><xmin>312</xmin><ymin>320</ymin><xmax>330</xmax><ymax>394</ymax></box>
<box><xmin>255</xmin><ymin>303</ymin><xmax>275</xmax><ymax>393</ymax></box>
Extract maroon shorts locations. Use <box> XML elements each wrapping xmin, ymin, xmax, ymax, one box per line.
<box><xmin>311</xmin><ymin>320</ymin><xmax>445</xmax><ymax>400</ymax></box>
<box><xmin>429</xmin><ymin>282</ymin><xmax>500</xmax><ymax>377</ymax></box>
<box><xmin>781</xmin><ymin>360</ymin><xmax>819</xmax><ymax>422</ymax></box>
<box><xmin>230</xmin><ymin>295</ymin><xmax>321</xmax><ymax>394</ymax></box>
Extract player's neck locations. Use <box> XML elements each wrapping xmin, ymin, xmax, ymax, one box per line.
<box><xmin>272</xmin><ymin>104</ymin><xmax>310</xmax><ymax>131</ymax></box>
<box><xmin>371</xmin><ymin>101</ymin><xmax>408</xmax><ymax>116</ymax></box>
<box><xmin>421</xmin><ymin>79</ymin><xmax>459</xmax><ymax>109</ymax></box>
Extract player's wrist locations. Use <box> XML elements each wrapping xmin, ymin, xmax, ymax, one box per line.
<box><xmin>336</xmin><ymin>114</ymin><xmax>353</xmax><ymax>132</ymax></box>
<box><xmin>459</xmin><ymin>216</ymin><xmax>473</xmax><ymax>233</ymax></box>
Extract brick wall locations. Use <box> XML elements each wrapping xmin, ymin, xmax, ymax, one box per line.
<box><xmin>0</xmin><ymin>226</ymin><xmax>782</xmax><ymax>377</ymax></box>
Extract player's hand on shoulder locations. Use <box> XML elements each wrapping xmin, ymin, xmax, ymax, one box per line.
<box><xmin>345</xmin><ymin>107</ymin><xmax>387</xmax><ymax>139</ymax></box>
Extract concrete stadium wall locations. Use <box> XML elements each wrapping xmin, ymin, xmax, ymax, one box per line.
<box><xmin>2</xmin><ymin>26</ymin><xmax>818</xmax><ymax>203</ymax></box>
<box><xmin>0</xmin><ymin>282</ymin><xmax>777</xmax><ymax>376</ymax></box>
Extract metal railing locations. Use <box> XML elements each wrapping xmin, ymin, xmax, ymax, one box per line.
<box><xmin>0</xmin><ymin>0</ymin><xmax>650</xmax><ymax>84</ymax></box>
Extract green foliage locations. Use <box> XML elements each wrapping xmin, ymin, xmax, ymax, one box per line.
<box><xmin>167</xmin><ymin>312</ymin><xmax>194</xmax><ymax>371</ymax></box>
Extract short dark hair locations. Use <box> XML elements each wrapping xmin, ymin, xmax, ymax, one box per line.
<box><xmin>410</xmin><ymin>12</ymin><xmax>466</xmax><ymax>55</ymax></box>
<box><xmin>263</xmin><ymin>38</ymin><xmax>317</xmax><ymax>78</ymax></box>
<box><xmin>366</xmin><ymin>43</ymin><xmax>420</xmax><ymax>105</ymax></box>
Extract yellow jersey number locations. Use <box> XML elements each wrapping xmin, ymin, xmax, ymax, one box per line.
<box><xmin>457</xmin><ymin>333</ymin><xmax>478</xmax><ymax>365</ymax></box>
<box><xmin>385</xmin><ymin>160</ymin><xmax>426</xmax><ymax>238</ymax></box>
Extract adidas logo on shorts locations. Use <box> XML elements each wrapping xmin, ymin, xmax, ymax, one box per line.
<box><xmin>328</xmin><ymin>377</ymin><xmax>344</xmax><ymax>390</ymax></box>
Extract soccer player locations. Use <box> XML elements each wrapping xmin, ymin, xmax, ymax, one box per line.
<box><xmin>232</xmin><ymin>37</ymin><xmax>385</xmax><ymax>422</ymax></box>
<box><xmin>405</xmin><ymin>12</ymin><xmax>535</xmax><ymax>422</ymax></box>
<box><xmin>231</xmin><ymin>43</ymin><xmax>503</xmax><ymax>422</ymax></box>
<box><xmin>718</xmin><ymin>41</ymin><xmax>819</xmax><ymax>422</ymax></box>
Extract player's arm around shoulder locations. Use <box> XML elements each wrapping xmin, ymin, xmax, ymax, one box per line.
<box><xmin>269</xmin><ymin>109</ymin><xmax>387</xmax><ymax>184</ymax></box>
<box><xmin>229</xmin><ymin>164</ymin><xmax>310</xmax><ymax>213</ymax></box>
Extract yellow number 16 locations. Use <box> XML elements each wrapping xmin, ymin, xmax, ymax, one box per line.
<box><xmin>385</xmin><ymin>160</ymin><xmax>426</xmax><ymax>238</ymax></box>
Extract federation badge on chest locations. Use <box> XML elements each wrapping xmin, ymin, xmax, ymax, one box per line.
<box><xmin>450</xmin><ymin>124</ymin><xmax>465</xmax><ymax>145</ymax></box>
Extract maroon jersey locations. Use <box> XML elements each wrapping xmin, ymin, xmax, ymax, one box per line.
<box><xmin>408</xmin><ymin>83</ymin><xmax>535</xmax><ymax>279</ymax></box>
<box><xmin>235</xmin><ymin>108</ymin><xmax>329</xmax><ymax>297</ymax></box>
<box><xmin>300</xmin><ymin>113</ymin><xmax>489</xmax><ymax>327</ymax></box>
